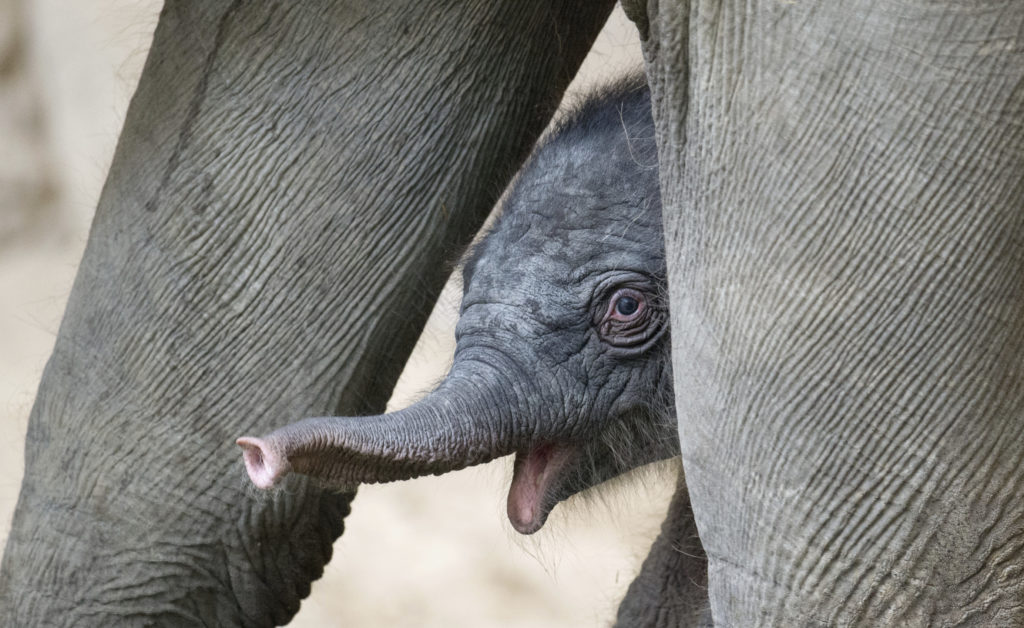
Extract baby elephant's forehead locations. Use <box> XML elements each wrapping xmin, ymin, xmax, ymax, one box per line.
<box><xmin>465</xmin><ymin>226</ymin><xmax>576</xmax><ymax>295</ymax></box>
<box><xmin>465</xmin><ymin>200</ymin><xmax>661</xmax><ymax>302</ymax></box>
<box><xmin>506</xmin><ymin>188</ymin><xmax>660</xmax><ymax>255</ymax></box>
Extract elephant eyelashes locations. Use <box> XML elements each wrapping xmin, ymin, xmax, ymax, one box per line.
<box><xmin>598</xmin><ymin>287</ymin><xmax>666</xmax><ymax>351</ymax></box>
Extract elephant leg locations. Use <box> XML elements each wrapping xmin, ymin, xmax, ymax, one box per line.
<box><xmin>632</xmin><ymin>0</ymin><xmax>1024</xmax><ymax>624</ymax></box>
<box><xmin>615</xmin><ymin>470</ymin><xmax>710</xmax><ymax>628</ymax></box>
<box><xmin>0</xmin><ymin>1</ymin><xmax>614</xmax><ymax>624</ymax></box>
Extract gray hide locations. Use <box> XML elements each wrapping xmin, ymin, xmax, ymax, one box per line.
<box><xmin>3</xmin><ymin>0</ymin><xmax>1022</xmax><ymax>625</ymax></box>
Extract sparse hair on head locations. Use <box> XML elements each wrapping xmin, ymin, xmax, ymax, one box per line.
<box><xmin>543</xmin><ymin>71</ymin><xmax>651</xmax><ymax>150</ymax></box>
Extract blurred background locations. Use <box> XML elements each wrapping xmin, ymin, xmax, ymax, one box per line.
<box><xmin>0</xmin><ymin>2</ymin><xmax>675</xmax><ymax>625</ymax></box>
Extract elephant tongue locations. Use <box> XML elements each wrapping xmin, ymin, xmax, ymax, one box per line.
<box><xmin>507</xmin><ymin>443</ymin><xmax>569</xmax><ymax>535</ymax></box>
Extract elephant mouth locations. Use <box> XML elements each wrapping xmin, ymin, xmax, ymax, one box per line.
<box><xmin>507</xmin><ymin>442</ymin><xmax>575</xmax><ymax>534</ymax></box>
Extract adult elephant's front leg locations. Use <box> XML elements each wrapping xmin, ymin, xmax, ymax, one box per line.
<box><xmin>0</xmin><ymin>1</ymin><xmax>613</xmax><ymax>624</ymax></box>
<box><xmin>634</xmin><ymin>0</ymin><xmax>1024</xmax><ymax>624</ymax></box>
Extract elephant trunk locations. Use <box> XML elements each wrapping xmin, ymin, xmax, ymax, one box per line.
<box><xmin>237</xmin><ymin>368</ymin><xmax>520</xmax><ymax>489</ymax></box>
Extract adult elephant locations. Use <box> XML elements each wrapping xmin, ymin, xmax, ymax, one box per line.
<box><xmin>2</xmin><ymin>1</ymin><xmax>1022</xmax><ymax>628</ymax></box>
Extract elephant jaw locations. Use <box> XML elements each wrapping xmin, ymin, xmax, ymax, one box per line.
<box><xmin>507</xmin><ymin>442</ymin><xmax>574</xmax><ymax>534</ymax></box>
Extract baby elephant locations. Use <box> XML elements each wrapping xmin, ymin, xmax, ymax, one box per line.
<box><xmin>238</xmin><ymin>77</ymin><xmax>675</xmax><ymax>536</ymax></box>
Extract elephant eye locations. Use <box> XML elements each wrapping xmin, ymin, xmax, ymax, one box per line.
<box><xmin>597</xmin><ymin>286</ymin><xmax>666</xmax><ymax>351</ymax></box>
<box><xmin>611</xmin><ymin>292</ymin><xmax>643</xmax><ymax>319</ymax></box>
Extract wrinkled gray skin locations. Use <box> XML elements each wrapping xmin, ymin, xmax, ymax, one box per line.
<box><xmin>4</xmin><ymin>0</ymin><xmax>1024</xmax><ymax>626</ymax></box>
<box><xmin>238</xmin><ymin>80</ymin><xmax>680</xmax><ymax>532</ymax></box>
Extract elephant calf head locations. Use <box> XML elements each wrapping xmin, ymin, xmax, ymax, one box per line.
<box><xmin>238</xmin><ymin>76</ymin><xmax>673</xmax><ymax>534</ymax></box>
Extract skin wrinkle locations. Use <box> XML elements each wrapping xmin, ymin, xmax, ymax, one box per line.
<box><xmin>790</xmin><ymin>204</ymin><xmax>1015</xmax><ymax>536</ymax></box>
<box><xmin>784</xmin><ymin>269</ymin><xmax>978</xmax><ymax>610</ymax></box>
<box><xmin>770</xmin><ymin>200</ymin><xmax>983</xmax><ymax>440</ymax></box>
<box><xmin>806</xmin><ymin>6</ymin><xmax>937</xmax><ymax>557</ymax></box>
<box><xmin>210</xmin><ymin>8</ymin><xmax>475</xmax><ymax>391</ymax></box>
<box><xmin>143</xmin><ymin>0</ymin><xmax>244</xmax><ymax>215</ymax></box>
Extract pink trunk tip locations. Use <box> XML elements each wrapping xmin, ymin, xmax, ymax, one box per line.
<box><xmin>236</xmin><ymin>436</ymin><xmax>289</xmax><ymax>489</ymax></box>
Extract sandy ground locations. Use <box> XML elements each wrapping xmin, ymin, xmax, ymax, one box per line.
<box><xmin>0</xmin><ymin>4</ymin><xmax>676</xmax><ymax>626</ymax></box>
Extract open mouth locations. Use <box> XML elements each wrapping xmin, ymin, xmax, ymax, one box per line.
<box><xmin>506</xmin><ymin>442</ymin><xmax>575</xmax><ymax>534</ymax></box>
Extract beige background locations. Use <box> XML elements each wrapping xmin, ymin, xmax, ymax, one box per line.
<box><xmin>0</xmin><ymin>3</ymin><xmax>675</xmax><ymax>625</ymax></box>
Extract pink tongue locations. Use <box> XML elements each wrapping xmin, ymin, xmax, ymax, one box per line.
<box><xmin>507</xmin><ymin>445</ymin><xmax>554</xmax><ymax>535</ymax></box>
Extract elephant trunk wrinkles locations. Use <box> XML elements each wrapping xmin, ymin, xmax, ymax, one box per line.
<box><xmin>238</xmin><ymin>368</ymin><xmax>517</xmax><ymax>488</ymax></box>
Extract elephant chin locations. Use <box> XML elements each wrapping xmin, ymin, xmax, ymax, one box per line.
<box><xmin>506</xmin><ymin>420</ymin><xmax>679</xmax><ymax>535</ymax></box>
